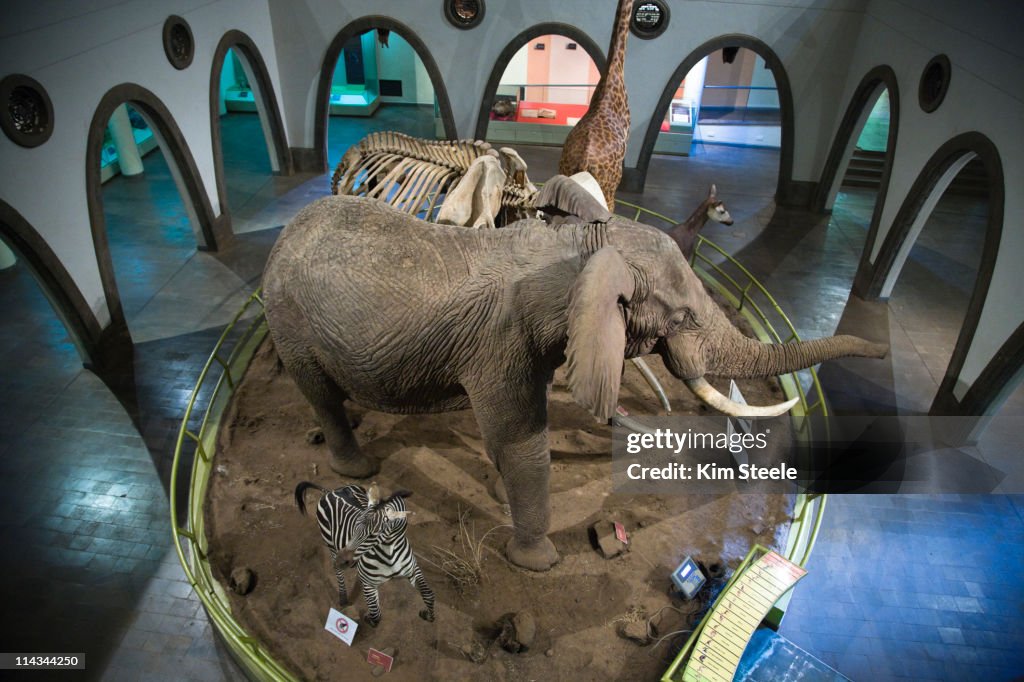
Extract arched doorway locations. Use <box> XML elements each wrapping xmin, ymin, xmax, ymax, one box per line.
<box><xmin>474</xmin><ymin>24</ymin><xmax>606</xmax><ymax>143</ymax></box>
<box><xmin>634</xmin><ymin>35</ymin><xmax>794</xmax><ymax>203</ymax></box>
<box><xmin>855</xmin><ymin>133</ymin><xmax>1004</xmax><ymax>416</ymax></box>
<box><xmin>87</xmin><ymin>84</ymin><xmax>222</xmax><ymax>344</ymax></box>
<box><xmin>209</xmin><ymin>30</ymin><xmax>291</xmax><ymax>234</ymax></box>
<box><xmin>815</xmin><ymin>66</ymin><xmax>900</xmax><ymax>269</ymax></box>
<box><xmin>314</xmin><ymin>17</ymin><xmax>456</xmax><ymax>173</ymax></box>
<box><xmin>0</xmin><ymin>200</ymin><xmax>99</xmax><ymax>366</ymax></box>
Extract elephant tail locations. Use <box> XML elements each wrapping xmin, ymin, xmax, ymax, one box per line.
<box><xmin>294</xmin><ymin>481</ymin><xmax>330</xmax><ymax>516</ymax></box>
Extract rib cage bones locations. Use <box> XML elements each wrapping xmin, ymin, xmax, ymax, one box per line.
<box><xmin>331</xmin><ymin>131</ymin><xmax>539</xmax><ymax>221</ymax></box>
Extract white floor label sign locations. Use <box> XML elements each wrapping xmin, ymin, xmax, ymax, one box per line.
<box><xmin>325</xmin><ymin>607</ymin><xmax>358</xmax><ymax>645</ymax></box>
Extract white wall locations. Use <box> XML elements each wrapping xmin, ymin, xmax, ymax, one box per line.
<box><xmin>546</xmin><ymin>35</ymin><xmax>597</xmax><ymax>105</ymax></box>
<box><xmin>267</xmin><ymin>0</ymin><xmax>865</xmax><ymax>180</ymax></box>
<box><xmin>0</xmin><ymin>0</ymin><xmax>286</xmax><ymax>328</ymax></box>
<box><xmin>830</xmin><ymin>0</ymin><xmax>1024</xmax><ymax>403</ymax></box>
<box><xmin>500</xmin><ymin>43</ymin><xmax>529</xmax><ymax>87</ymax></box>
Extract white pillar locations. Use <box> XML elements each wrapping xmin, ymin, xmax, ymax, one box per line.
<box><xmin>0</xmin><ymin>241</ymin><xmax>15</xmax><ymax>270</ymax></box>
<box><xmin>682</xmin><ymin>57</ymin><xmax>709</xmax><ymax>121</ymax></box>
<box><xmin>107</xmin><ymin>104</ymin><xmax>144</xmax><ymax>177</ymax></box>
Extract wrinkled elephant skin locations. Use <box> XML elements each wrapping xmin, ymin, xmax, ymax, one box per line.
<box><xmin>263</xmin><ymin>196</ymin><xmax>887</xmax><ymax>571</ymax></box>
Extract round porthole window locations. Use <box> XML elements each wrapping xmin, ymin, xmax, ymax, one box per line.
<box><xmin>444</xmin><ymin>0</ymin><xmax>485</xmax><ymax>30</ymax></box>
<box><xmin>630</xmin><ymin>0</ymin><xmax>670</xmax><ymax>39</ymax></box>
<box><xmin>0</xmin><ymin>74</ymin><xmax>54</xmax><ymax>148</ymax></box>
<box><xmin>163</xmin><ymin>15</ymin><xmax>195</xmax><ymax>70</ymax></box>
<box><xmin>918</xmin><ymin>54</ymin><xmax>951</xmax><ymax>113</ymax></box>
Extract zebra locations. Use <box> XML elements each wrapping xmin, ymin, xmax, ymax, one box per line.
<box><xmin>294</xmin><ymin>481</ymin><xmax>435</xmax><ymax>627</ymax></box>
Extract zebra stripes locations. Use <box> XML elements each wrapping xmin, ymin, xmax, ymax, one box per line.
<box><xmin>295</xmin><ymin>481</ymin><xmax>435</xmax><ymax>627</ymax></box>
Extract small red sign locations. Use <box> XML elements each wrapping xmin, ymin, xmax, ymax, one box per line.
<box><xmin>614</xmin><ymin>521</ymin><xmax>628</xmax><ymax>544</ymax></box>
<box><xmin>367</xmin><ymin>648</ymin><xmax>394</xmax><ymax>673</ymax></box>
<box><xmin>336</xmin><ymin>618</ymin><xmax>349</xmax><ymax>634</ymax></box>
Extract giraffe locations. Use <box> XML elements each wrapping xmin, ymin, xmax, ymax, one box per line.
<box><xmin>667</xmin><ymin>184</ymin><xmax>734</xmax><ymax>262</ymax></box>
<box><xmin>558</xmin><ymin>0</ymin><xmax>634</xmax><ymax>211</ymax></box>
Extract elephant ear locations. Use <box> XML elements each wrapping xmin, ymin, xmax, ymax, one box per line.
<box><xmin>566</xmin><ymin>247</ymin><xmax>636</xmax><ymax>422</ymax></box>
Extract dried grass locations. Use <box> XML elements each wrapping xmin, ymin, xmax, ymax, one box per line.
<box><xmin>420</xmin><ymin>507</ymin><xmax>511</xmax><ymax>591</ymax></box>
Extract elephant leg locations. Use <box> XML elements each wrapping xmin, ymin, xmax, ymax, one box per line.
<box><xmin>469</xmin><ymin>382</ymin><xmax>559</xmax><ymax>571</ymax></box>
<box><xmin>278</xmin><ymin>346</ymin><xmax>379</xmax><ymax>478</ymax></box>
<box><xmin>317</xmin><ymin>398</ymin><xmax>379</xmax><ymax>479</ymax></box>
<box><xmin>493</xmin><ymin>475</ymin><xmax>509</xmax><ymax>504</ymax></box>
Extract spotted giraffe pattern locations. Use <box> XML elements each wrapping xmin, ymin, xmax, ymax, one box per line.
<box><xmin>558</xmin><ymin>0</ymin><xmax>633</xmax><ymax>211</ymax></box>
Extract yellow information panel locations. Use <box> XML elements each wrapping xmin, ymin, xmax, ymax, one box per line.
<box><xmin>682</xmin><ymin>551</ymin><xmax>807</xmax><ymax>682</ymax></box>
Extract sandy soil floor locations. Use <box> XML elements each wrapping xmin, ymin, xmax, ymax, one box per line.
<box><xmin>205</xmin><ymin>301</ymin><xmax>796</xmax><ymax>681</ymax></box>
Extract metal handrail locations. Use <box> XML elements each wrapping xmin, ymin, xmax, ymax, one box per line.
<box><xmin>169</xmin><ymin>290</ymin><xmax>298</xmax><ymax>682</ymax></box>
<box><xmin>171</xmin><ymin>203</ymin><xmax>829</xmax><ymax>682</ymax></box>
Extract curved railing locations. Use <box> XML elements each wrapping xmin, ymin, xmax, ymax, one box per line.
<box><xmin>170</xmin><ymin>208</ymin><xmax>829</xmax><ymax>681</ymax></box>
<box><xmin>169</xmin><ymin>291</ymin><xmax>298</xmax><ymax>682</ymax></box>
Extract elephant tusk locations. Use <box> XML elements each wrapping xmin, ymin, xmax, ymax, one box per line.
<box><xmin>629</xmin><ymin>357</ymin><xmax>672</xmax><ymax>413</ymax></box>
<box><xmin>684</xmin><ymin>377</ymin><xmax>799</xmax><ymax>417</ymax></box>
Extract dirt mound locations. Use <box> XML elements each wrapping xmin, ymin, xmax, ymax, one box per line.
<box><xmin>205</xmin><ymin>304</ymin><xmax>795</xmax><ymax>681</ymax></box>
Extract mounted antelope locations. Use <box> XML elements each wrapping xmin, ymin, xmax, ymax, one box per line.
<box><xmin>668</xmin><ymin>184</ymin><xmax>734</xmax><ymax>262</ymax></box>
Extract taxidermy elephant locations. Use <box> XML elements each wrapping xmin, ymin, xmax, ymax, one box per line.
<box><xmin>262</xmin><ymin>196</ymin><xmax>887</xmax><ymax>571</ymax></box>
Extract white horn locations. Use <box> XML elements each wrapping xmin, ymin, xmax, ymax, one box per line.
<box><xmin>684</xmin><ymin>377</ymin><xmax>798</xmax><ymax>417</ymax></box>
<box><xmin>629</xmin><ymin>357</ymin><xmax>672</xmax><ymax>413</ymax></box>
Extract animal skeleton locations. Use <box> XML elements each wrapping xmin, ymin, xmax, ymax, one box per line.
<box><xmin>331</xmin><ymin>131</ymin><xmax>538</xmax><ymax>225</ymax></box>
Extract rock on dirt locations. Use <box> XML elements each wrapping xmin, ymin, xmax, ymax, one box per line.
<box><xmin>589</xmin><ymin>520</ymin><xmax>628</xmax><ymax>559</ymax></box>
<box><xmin>497</xmin><ymin>610</ymin><xmax>535</xmax><ymax>653</ymax></box>
<box><xmin>461</xmin><ymin>641</ymin><xmax>488</xmax><ymax>664</ymax></box>
<box><xmin>230</xmin><ymin>567</ymin><xmax>255</xmax><ymax>595</ymax></box>
<box><xmin>370</xmin><ymin>647</ymin><xmax>396</xmax><ymax>677</ymax></box>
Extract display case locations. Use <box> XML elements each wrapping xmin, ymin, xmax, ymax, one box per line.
<box><xmin>483</xmin><ymin>83</ymin><xmax>595</xmax><ymax>146</ymax></box>
<box><xmin>653</xmin><ymin>97</ymin><xmax>694</xmax><ymax>155</ymax></box>
<box><xmin>479</xmin><ymin>85</ymin><xmax>694</xmax><ymax>155</ymax></box>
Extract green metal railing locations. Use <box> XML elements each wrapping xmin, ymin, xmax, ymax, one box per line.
<box><xmin>170</xmin><ymin>204</ymin><xmax>829</xmax><ymax>682</ymax></box>
<box><xmin>169</xmin><ymin>290</ymin><xmax>298</xmax><ymax>682</ymax></box>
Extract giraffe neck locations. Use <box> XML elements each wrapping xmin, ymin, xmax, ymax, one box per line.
<box><xmin>590</xmin><ymin>0</ymin><xmax>633</xmax><ymax>113</ymax></box>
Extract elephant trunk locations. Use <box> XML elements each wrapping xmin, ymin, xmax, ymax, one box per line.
<box><xmin>706</xmin><ymin>309</ymin><xmax>888</xmax><ymax>378</ymax></box>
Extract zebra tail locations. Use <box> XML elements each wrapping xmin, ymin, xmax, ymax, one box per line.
<box><xmin>294</xmin><ymin>481</ymin><xmax>329</xmax><ymax>515</ymax></box>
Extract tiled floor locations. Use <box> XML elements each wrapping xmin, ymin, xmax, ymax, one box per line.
<box><xmin>1</xmin><ymin>108</ymin><xmax>1021</xmax><ymax>681</ymax></box>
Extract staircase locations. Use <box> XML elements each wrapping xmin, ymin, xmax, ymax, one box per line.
<box><xmin>841</xmin><ymin>148</ymin><xmax>988</xmax><ymax>197</ymax></box>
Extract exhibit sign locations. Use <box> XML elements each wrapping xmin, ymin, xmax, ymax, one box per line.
<box><xmin>367</xmin><ymin>648</ymin><xmax>394</xmax><ymax>672</ymax></box>
<box><xmin>683</xmin><ymin>551</ymin><xmax>806</xmax><ymax>681</ymax></box>
<box><xmin>325</xmin><ymin>608</ymin><xmax>358</xmax><ymax>646</ymax></box>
